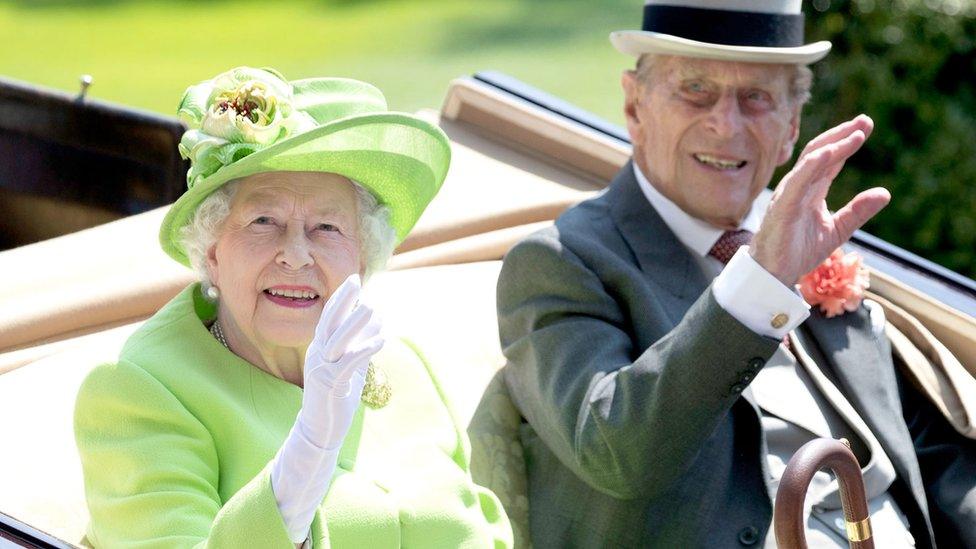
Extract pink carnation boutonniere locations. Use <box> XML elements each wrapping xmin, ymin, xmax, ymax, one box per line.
<box><xmin>798</xmin><ymin>248</ymin><xmax>870</xmax><ymax>318</ymax></box>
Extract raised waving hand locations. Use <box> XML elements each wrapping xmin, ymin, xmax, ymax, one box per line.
<box><xmin>272</xmin><ymin>274</ymin><xmax>385</xmax><ymax>543</ymax></box>
<box><xmin>750</xmin><ymin>115</ymin><xmax>891</xmax><ymax>286</ymax></box>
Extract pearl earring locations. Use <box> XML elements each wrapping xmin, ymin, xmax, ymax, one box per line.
<box><xmin>206</xmin><ymin>285</ymin><xmax>220</xmax><ymax>300</ymax></box>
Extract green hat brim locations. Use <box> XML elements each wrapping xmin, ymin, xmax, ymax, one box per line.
<box><xmin>160</xmin><ymin>112</ymin><xmax>451</xmax><ymax>266</ymax></box>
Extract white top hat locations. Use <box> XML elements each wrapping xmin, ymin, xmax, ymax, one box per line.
<box><xmin>611</xmin><ymin>0</ymin><xmax>831</xmax><ymax>64</ymax></box>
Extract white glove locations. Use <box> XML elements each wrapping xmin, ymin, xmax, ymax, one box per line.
<box><xmin>270</xmin><ymin>274</ymin><xmax>385</xmax><ymax>542</ymax></box>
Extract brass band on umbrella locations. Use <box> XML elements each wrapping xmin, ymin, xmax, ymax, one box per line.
<box><xmin>774</xmin><ymin>438</ymin><xmax>874</xmax><ymax>549</ymax></box>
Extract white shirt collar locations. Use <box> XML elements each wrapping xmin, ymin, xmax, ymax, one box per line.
<box><xmin>631</xmin><ymin>162</ymin><xmax>765</xmax><ymax>258</ymax></box>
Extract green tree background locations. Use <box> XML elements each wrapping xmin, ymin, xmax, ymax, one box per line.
<box><xmin>802</xmin><ymin>0</ymin><xmax>976</xmax><ymax>276</ymax></box>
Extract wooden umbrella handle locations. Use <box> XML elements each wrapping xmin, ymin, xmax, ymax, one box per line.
<box><xmin>774</xmin><ymin>438</ymin><xmax>874</xmax><ymax>549</ymax></box>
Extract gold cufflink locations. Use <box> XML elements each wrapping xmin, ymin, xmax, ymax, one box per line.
<box><xmin>770</xmin><ymin>313</ymin><xmax>789</xmax><ymax>329</ymax></box>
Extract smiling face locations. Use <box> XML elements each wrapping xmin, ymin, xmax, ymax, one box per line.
<box><xmin>207</xmin><ymin>171</ymin><xmax>361</xmax><ymax>358</ymax></box>
<box><xmin>622</xmin><ymin>56</ymin><xmax>802</xmax><ymax>229</ymax></box>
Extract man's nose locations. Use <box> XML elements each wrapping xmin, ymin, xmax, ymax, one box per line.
<box><xmin>705</xmin><ymin>92</ymin><xmax>744</xmax><ymax>139</ymax></box>
<box><xmin>276</xmin><ymin>224</ymin><xmax>313</xmax><ymax>270</ymax></box>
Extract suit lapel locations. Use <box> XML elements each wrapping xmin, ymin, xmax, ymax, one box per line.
<box><xmin>749</xmin><ymin>345</ymin><xmax>835</xmax><ymax>439</ymax></box>
<box><xmin>606</xmin><ymin>162</ymin><xmax>709</xmax><ymax>310</ymax></box>
<box><xmin>604</xmin><ymin>163</ymin><xmax>759</xmax><ymax>412</ymax></box>
<box><xmin>802</xmin><ymin>308</ymin><xmax>901</xmax><ymax>449</ymax></box>
<box><xmin>803</xmin><ymin>307</ymin><xmax>931</xmax><ymax>523</ymax></box>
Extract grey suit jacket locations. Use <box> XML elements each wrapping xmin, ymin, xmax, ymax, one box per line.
<box><xmin>497</xmin><ymin>163</ymin><xmax>976</xmax><ymax>548</ymax></box>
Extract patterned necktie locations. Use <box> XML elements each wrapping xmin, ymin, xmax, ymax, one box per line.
<box><xmin>708</xmin><ymin>229</ymin><xmax>754</xmax><ymax>265</ymax></box>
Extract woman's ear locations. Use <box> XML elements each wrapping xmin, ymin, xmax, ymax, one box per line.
<box><xmin>206</xmin><ymin>242</ymin><xmax>220</xmax><ymax>287</ymax></box>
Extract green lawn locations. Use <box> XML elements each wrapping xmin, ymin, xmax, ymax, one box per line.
<box><xmin>0</xmin><ymin>0</ymin><xmax>635</xmax><ymax>124</ymax></box>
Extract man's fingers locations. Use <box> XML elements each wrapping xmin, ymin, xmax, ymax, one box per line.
<box><xmin>809</xmin><ymin>129</ymin><xmax>868</xmax><ymax>201</ymax></box>
<box><xmin>799</xmin><ymin>114</ymin><xmax>874</xmax><ymax>159</ymax></box>
<box><xmin>827</xmin><ymin>128</ymin><xmax>868</xmax><ymax>165</ymax></box>
<box><xmin>774</xmin><ymin>144</ymin><xmax>833</xmax><ymax>207</ymax></box>
<box><xmin>771</xmin><ymin>127</ymin><xmax>868</xmax><ymax>233</ymax></box>
<box><xmin>832</xmin><ymin>187</ymin><xmax>891</xmax><ymax>243</ymax></box>
<box><xmin>772</xmin><ymin>117</ymin><xmax>872</xmax><ymax>208</ymax></box>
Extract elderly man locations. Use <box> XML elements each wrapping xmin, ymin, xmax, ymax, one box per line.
<box><xmin>496</xmin><ymin>1</ymin><xmax>976</xmax><ymax>547</ymax></box>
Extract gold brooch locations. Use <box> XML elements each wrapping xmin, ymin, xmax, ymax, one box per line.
<box><xmin>362</xmin><ymin>363</ymin><xmax>391</xmax><ymax>409</ymax></box>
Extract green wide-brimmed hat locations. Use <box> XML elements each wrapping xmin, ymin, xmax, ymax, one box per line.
<box><xmin>159</xmin><ymin>66</ymin><xmax>451</xmax><ymax>266</ymax></box>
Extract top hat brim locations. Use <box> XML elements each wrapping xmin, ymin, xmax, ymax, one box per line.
<box><xmin>611</xmin><ymin>30</ymin><xmax>831</xmax><ymax>65</ymax></box>
<box><xmin>159</xmin><ymin>111</ymin><xmax>451</xmax><ymax>266</ymax></box>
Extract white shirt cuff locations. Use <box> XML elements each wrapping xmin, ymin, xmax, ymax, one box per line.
<box><xmin>712</xmin><ymin>246</ymin><xmax>810</xmax><ymax>338</ymax></box>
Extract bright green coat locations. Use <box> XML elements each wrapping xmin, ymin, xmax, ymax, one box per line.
<box><xmin>74</xmin><ymin>284</ymin><xmax>512</xmax><ymax>548</ymax></box>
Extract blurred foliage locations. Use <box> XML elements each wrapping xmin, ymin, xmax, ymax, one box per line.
<box><xmin>801</xmin><ymin>0</ymin><xmax>976</xmax><ymax>277</ymax></box>
<box><xmin>0</xmin><ymin>0</ymin><xmax>634</xmax><ymax>130</ymax></box>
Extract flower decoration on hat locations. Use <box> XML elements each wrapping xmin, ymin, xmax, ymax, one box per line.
<box><xmin>159</xmin><ymin>65</ymin><xmax>451</xmax><ymax>266</ymax></box>
<box><xmin>176</xmin><ymin>67</ymin><xmax>316</xmax><ymax>188</ymax></box>
<box><xmin>799</xmin><ymin>249</ymin><xmax>871</xmax><ymax>318</ymax></box>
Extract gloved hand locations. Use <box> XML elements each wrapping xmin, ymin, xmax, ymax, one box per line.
<box><xmin>298</xmin><ymin>273</ymin><xmax>384</xmax><ymax>447</ymax></box>
<box><xmin>270</xmin><ymin>274</ymin><xmax>385</xmax><ymax>542</ymax></box>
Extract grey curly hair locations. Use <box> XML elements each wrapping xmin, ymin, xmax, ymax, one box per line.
<box><xmin>180</xmin><ymin>177</ymin><xmax>397</xmax><ymax>295</ymax></box>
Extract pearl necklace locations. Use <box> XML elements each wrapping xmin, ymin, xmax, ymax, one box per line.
<box><xmin>210</xmin><ymin>319</ymin><xmax>229</xmax><ymax>348</ymax></box>
<box><xmin>208</xmin><ymin>319</ymin><xmax>390</xmax><ymax>409</ymax></box>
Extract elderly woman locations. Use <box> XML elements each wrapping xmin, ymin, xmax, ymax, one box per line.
<box><xmin>74</xmin><ymin>67</ymin><xmax>512</xmax><ymax>548</ymax></box>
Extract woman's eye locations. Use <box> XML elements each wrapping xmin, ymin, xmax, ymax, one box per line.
<box><xmin>316</xmin><ymin>223</ymin><xmax>339</xmax><ymax>233</ymax></box>
<box><xmin>252</xmin><ymin>216</ymin><xmax>273</xmax><ymax>225</ymax></box>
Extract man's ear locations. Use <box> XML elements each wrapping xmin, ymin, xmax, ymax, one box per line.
<box><xmin>777</xmin><ymin>107</ymin><xmax>802</xmax><ymax>166</ymax></box>
<box><xmin>621</xmin><ymin>70</ymin><xmax>644</xmax><ymax>144</ymax></box>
